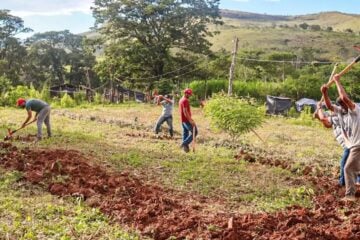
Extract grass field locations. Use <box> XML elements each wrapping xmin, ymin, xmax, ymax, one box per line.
<box><xmin>0</xmin><ymin>103</ymin><xmax>345</xmax><ymax>238</ymax></box>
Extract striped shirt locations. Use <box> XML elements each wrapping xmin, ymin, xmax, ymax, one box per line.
<box><xmin>329</xmin><ymin>115</ymin><xmax>346</xmax><ymax>149</ymax></box>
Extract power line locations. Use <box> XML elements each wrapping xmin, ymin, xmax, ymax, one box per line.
<box><xmin>114</xmin><ymin>67</ymin><xmax>201</xmax><ymax>84</ymax></box>
<box><xmin>113</xmin><ymin>53</ymin><xmax>229</xmax><ymax>82</ymax></box>
<box><xmin>235</xmin><ymin>57</ymin><xmax>347</xmax><ymax>64</ymax></box>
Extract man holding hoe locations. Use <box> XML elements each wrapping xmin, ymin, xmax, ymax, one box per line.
<box><xmin>154</xmin><ymin>94</ymin><xmax>174</xmax><ymax>138</ymax></box>
<box><xmin>321</xmin><ymin>74</ymin><xmax>360</xmax><ymax>201</ymax></box>
<box><xmin>314</xmin><ymin>100</ymin><xmax>360</xmax><ymax>187</ymax></box>
<box><xmin>16</xmin><ymin>98</ymin><xmax>52</xmax><ymax>141</ymax></box>
<box><xmin>179</xmin><ymin>88</ymin><xmax>198</xmax><ymax>153</ymax></box>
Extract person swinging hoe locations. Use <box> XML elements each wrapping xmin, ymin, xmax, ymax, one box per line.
<box><xmin>16</xmin><ymin>98</ymin><xmax>52</xmax><ymax>141</ymax></box>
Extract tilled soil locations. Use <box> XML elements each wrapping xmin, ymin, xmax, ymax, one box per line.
<box><xmin>1</xmin><ymin>142</ymin><xmax>360</xmax><ymax>239</ymax></box>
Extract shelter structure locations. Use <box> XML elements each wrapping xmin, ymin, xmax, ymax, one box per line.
<box><xmin>265</xmin><ymin>95</ymin><xmax>292</xmax><ymax>115</ymax></box>
<box><xmin>50</xmin><ymin>84</ymin><xmax>77</xmax><ymax>98</ymax></box>
<box><xmin>295</xmin><ymin>98</ymin><xmax>317</xmax><ymax>112</ymax></box>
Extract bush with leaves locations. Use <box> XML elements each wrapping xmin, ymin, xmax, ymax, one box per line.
<box><xmin>5</xmin><ymin>86</ymin><xmax>33</xmax><ymax>106</ymax></box>
<box><xmin>94</xmin><ymin>92</ymin><xmax>103</xmax><ymax>104</ymax></box>
<box><xmin>204</xmin><ymin>94</ymin><xmax>264</xmax><ymax>139</ymax></box>
<box><xmin>40</xmin><ymin>82</ymin><xmax>51</xmax><ymax>103</ymax></box>
<box><xmin>74</xmin><ymin>91</ymin><xmax>87</xmax><ymax>105</ymax></box>
<box><xmin>60</xmin><ymin>93</ymin><xmax>75</xmax><ymax>108</ymax></box>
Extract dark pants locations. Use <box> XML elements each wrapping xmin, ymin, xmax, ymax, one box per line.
<box><xmin>154</xmin><ymin>115</ymin><xmax>173</xmax><ymax>137</ymax></box>
<box><xmin>181</xmin><ymin>122</ymin><xmax>198</xmax><ymax>146</ymax></box>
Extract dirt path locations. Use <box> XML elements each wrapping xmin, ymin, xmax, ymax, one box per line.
<box><xmin>1</xmin><ymin>142</ymin><xmax>360</xmax><ymax>239</ymax></box>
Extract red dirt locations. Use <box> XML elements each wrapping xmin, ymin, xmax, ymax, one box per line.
<box><xmin>1</xmin><ymin>142</ymin><xmax>360</xmax><ymax>239</ymax></box>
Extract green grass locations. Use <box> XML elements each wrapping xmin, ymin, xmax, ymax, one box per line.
<box><xmin>0</xmin><ymin>104</ymin><xmax>342</xmax><ymax>215</ymax></box>
<box><xmin>0</xmin><ymin>169</ymin><xmax>140</xmax><ymax>240</ymax></box>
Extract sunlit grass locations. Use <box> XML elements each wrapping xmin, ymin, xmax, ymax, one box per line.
<box><xmin>0</xmin><ymin>104</ymin><xmax>342</xmax><ymax>214</ymax></box>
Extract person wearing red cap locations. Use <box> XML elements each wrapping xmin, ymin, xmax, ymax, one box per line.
<box><xmin>179</xmin><ymin>88</ymin><xmax>197</xmax><ymax>153</ymax></box>
<box><xmin>17</xmin><ymin>98</ymin><xmax>51</xmax><ymax>141</ymax></box>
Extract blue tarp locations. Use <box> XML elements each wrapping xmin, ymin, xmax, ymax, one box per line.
<box><xmin>295</xmin><ymin>98</ymin><xmax>317</xmax><ymax>112</ymax></box>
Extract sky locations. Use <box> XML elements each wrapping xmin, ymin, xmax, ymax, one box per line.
<box><xmin>1</xmin><ymin>0</ymin><xmax>359</xmax><ymax>39</ymax></box>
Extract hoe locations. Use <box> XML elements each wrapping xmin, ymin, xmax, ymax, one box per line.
<box><xmin>4</xmin><ymin>119</ymin><xmax>37</xmax><ymax>141</ymax></box>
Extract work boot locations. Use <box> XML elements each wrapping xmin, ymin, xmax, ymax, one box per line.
<box><xmin>181</xmin><ymin>144</ymin><xmax>190</xmax><ymax>153</ymax></box>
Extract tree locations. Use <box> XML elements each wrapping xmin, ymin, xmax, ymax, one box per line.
<box><xmin>24</xmin><ymin>30</ymin><xmax>96</xmax><ymax>87</ymax></box>
<box><xmin>299</xmin><ymin>22</ymin><xmax>309</xmax><ymax>30</ymax></box>
<box><xmin>0</xmin><ymin>10</ymin><xmax>32</xmax><ymax>83</ymax></box>
<box><xmin>92</xmin><ymin>0</ymin><xmax>222</xmax><ymax>88</ymax></box>
<box><xmin>204</xmin><ymin>94</ymin><xmax>264</xmax><ymax>140</ymax></box>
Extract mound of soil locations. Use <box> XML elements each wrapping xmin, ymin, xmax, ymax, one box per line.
<box><xmin>1</xmin><ymin>142</ymin><xmax>360</xmax><ymax>239</ymax></box>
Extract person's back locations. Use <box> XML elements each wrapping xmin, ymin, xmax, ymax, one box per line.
<box><xmin>179</xmin><ymin>96</ymin><xmax>191</xmax><ymax>123</ymax></box>
<box><xmin>25</xmin><ymin>99</ymin><xmax>49</xmax><ymax>113</ymax></box>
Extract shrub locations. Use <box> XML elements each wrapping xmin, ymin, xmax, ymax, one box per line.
<box><xmin>60</xmin><ymin>93</ymin><xmax>75</xmax><ymax>108</ymax></box>
<box><xmin>94</xmin><ymin>92</ymin><xmax>103</xmax><ymax>104</ymax></box>
<box><xmin>40</xmin><ymin>82</ymin><xmax>51</xmax><ymax>103</ymax></box>
<box><xmin>287</xmin><ymin>106</ymin><xmax>318</xmax><ymax>127</ymax></box>
<box><xmin>204</xmin><ymin>93</ymin><xmax>264</xmax><ymax>139</ymax></box>
<box><xmin>29</xmin><ymin>84</ymin><xmax>40</xmax><ymax>99</ymax></box>
<box><xmin>0</xmin><ymin>76</ymin><xmax>11</xmax><ymax>94</ymax></box>
<box><xmin>74</xmin><ymin>91</ymin><xmax>87</xmax><ymax>105</ymax></box>
<box><xmin>6</xmin><ymin>86</ymin><xmax>32</xmax><ymax>106</ymax></box>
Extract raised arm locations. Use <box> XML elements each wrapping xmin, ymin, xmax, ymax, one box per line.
<box><xmin>320</xmin><ymin>84</ymin><xmax>334</xmax><ymax>112</ymax></box>
<box><xmin>333</xmin><ymin>74</ymin><xmax>356</xmax><ymax>111</ymax></box>
<box><xmin>315</xmin><ymin>102</ymin><xmax>332</xmax><ymax>128</ymax></box>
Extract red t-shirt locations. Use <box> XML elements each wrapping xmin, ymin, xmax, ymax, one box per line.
<box><xmin>179</xmin><ymin>96</ymin><xmax>191</xmax><ymax>123</ymax></box>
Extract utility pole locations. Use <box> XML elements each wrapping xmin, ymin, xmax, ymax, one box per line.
<box><xmin>228</xmin><ymin>37</ymin><xmax>239</xmax><ymax>96</ymax></box>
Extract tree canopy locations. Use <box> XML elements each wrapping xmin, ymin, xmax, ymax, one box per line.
<box><xmin>92</xmin><ymin>0</ymin><xmax>222</xmax><ymax>87</ymax></box>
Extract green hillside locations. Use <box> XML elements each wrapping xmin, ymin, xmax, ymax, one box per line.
<box><xmin>209</xmin><ymin>10</ymin><xmax>360</xmax><ymax>60</ymax></box>
<box><xmin>220</xmin><ymin>9</ymin><xmax>360</xmax><ymax>32</ymax></box>
<box><xmin>83</xmin><ymin>9</ymin><xmax>360</xmax><ymax>61</ymax></box>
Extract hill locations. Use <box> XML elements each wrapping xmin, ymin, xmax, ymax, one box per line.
<box><xmin>83</xmin><ymin>10</ymin><xmax>360</xmax><ymax>61</ymax></box>
<box><xmin>220</xmin><ymin>9</ymin><xmax>360</xmax><ymax>32</ymax></box>
<box><xmin>209</xmin><ymin>10</ymin><xmax>360</xmax><ymax>60</ymax></box>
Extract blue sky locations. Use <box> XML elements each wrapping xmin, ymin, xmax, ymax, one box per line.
<box><xmin>0</xmin><ymin>0</ymin><xmax>359</xmax><ymax>39</ymax></box>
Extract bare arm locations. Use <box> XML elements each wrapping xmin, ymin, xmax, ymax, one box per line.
<box><xmin>333</xmin><ymin>74</ymin><xmax>355</xmax><ymax>111</ymax></box>
<box><xmin>22</xmin><ymin>110</ymin><xmax>32</xmax><ymax>127</ymax></box>
<box><xmin>321</xmin><ymin>84</ymin><xmax>334</xmax><ymax>112</ymax></box>
<box><xmin>316</xmin><ymin>106</ymin><xmax>332</xmax><ymax>128</ymax></box>
<box><xmin>183</xmin><ymin>107</ymin><xmax>195</xmax><ymax>126</ymax></box>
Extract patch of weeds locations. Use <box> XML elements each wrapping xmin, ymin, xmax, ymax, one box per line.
<box><xmin>287</xmin><ymin>106</ymin><xmax>319</xmax><ymax>127</ymax></box>
<box><xmin>0</xmin><ymin>171</ymin><xmax>23</xmax><ymax>190</ymax></box>
<box><xmin>254</xmin><ymin>186</ymin><xmax>314</xmax><ymax>212</ymax></box>
<box><xmin>111</xmin><ymin>150</ymin><xmax>147</xmax><ymax>168</ymax></box>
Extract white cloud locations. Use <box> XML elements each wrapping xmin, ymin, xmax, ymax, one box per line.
<box><xmin>1</xmin><ymin>0</ymin><xmax>94</xmax><ymax>17</ymax></box>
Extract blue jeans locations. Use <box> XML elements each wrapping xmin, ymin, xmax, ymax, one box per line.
<box><xmin>339</xmin><ymin>148</ymin><xmax>360</xmax><ymax>186</ymax></box>
<box><xmin>154</xmin><ymin>115</ymin><xmax>173</xmax><ymax>137</ymax></box>
<box><xmin>181</xmin><ymin>122</ymin><xmax>198</xmax><ymax>146</ymax></box>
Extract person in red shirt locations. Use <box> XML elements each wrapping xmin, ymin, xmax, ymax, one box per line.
<box><xmin>179</xmin><ymin>88</ymin><xmax>198</xmax><ymax>153</ymax></box>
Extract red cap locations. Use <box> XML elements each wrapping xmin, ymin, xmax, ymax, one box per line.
<box><xmin>16</xmin><ymin>98</ymin><xmax>26</xmax><ymax>106</ymax></box>
<box><xmin>184</xmin><ymin>88</ymin><xmax>193</xmax><ymax>96</ymax></box>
